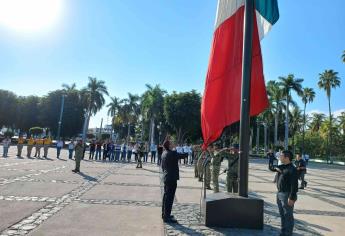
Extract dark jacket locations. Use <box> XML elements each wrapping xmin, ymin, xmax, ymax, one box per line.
<box><xmin>270</xmin><ymin>163</ymin><xmax>298</xmax><ymax>201</ymax></box>
<box><xmin>295</xmin><ymin>159</ymin><xmax>307</xmax><ymax>174</ymax></box>
<box><xmin>161</xmin><ymin>149</ymin><xmax>185</xmax><ymax>183</ymax></box>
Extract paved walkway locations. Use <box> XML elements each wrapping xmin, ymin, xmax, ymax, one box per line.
<box><xmin>0</xmin><ymin>146</ymin><xmax>344</xmax><ymax>235</ymax></box>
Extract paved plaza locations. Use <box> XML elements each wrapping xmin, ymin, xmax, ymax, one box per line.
<box><xmin>0</xmin><ymin>147</ymin><xmax>344</xmax><ymax>236</ymax></box>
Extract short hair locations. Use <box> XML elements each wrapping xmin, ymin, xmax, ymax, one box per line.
<box><xmin>163</xmin><ymin>140</ymin><xmax>170</xmax><ymax>150</ymax></box>
<box><xmin>282</xmin><ymin>150</ymin><xmax>293</xmax><ymax>161</ymax></box>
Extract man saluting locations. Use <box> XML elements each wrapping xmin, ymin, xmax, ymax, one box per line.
<box><xmin>161</xmin><ymin>139</ymin><xmax>185</xmax><ymax>223</ymax></box>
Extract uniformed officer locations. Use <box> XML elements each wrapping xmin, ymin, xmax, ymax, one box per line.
<box><xmin>193</xmin><ymin>145</ymin><xmax>202</xmax><ymax>178</ymax></box>
<box><xmin>43</xmin><ymin>136</ymin><xmax>52</xmax><ymax>158</ymax></box>
<box><xmin>225</xmin><ymin>144</ymin><xmax>239</xmax><ymax>193</ymax></box>
<box><xmin>212</xmin><ymin>145</ymin><xmax>229</xmax><ymax>193</ymax></box>
<box><xmin>203</xmin><ymin>145</ymin><xmax>214</xmax><ymax>190</ymax></box>
<box><xmin>27</xmin><ymin>137</ymin><xmax>35</xmax><ymax>158</ymax></box>
<box><xmin>136</xmin><ymin>142</ymin><xmax>144</xmax><ymax>168</ymax></box>
<box><xmin>72</xmin><ymin>139</ymin><xmax>84</xmax><ymax>173</ymax></box>
<box><xmin>34</xmin><ymin>138</ymin><xmax>43</xmax><ymax>158</ymax></box>
<box><xmin>16</xmin><ymin>135</ymin><xmax>25</xmax><ymax>157</ymax></box>
<box><xmin>197</xmin><ymin>150</ymin><xmax>206</xmax><ymax>182</ymax></box>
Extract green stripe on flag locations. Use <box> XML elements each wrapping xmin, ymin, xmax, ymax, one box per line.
<box><xmin>255</xmin><ymin>0</ymin><xmax>279</xmax><ymax>25</ymax></box>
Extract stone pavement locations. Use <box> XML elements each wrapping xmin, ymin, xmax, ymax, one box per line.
<box><xmin>0</xmin><ymin>146</ymin><xmax>344</xmax><ymax>235</ymax></box>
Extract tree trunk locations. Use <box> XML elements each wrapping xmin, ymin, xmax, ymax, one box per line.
<box><xmin>274</xmin><ymin>110</ymin><xmax>279</xmax><ymax>146</ymax></box>
<box><xmin>256</xmin><ymin>121</ymin><xmax>260</xmax><ymax>154</ymax></box>
<box><xmin>264</xmin><ymin>123</ymin><xmax>267</xmax><ymax>153</ymax></box>
<box><xmin>328</xmin><ymin>96</ymin><xmax>332</xmax><ymax>163</ymax></box>
<box><xmin>284</xmin><ymin>92</ymin><xmax>289</xmax><ymax>150</ymax></box>
<box><xmin>127</xmin><ymin>122</ymin><xmax>130</xmax><ymax>145</ymax></box>
<box><xmin>302</xmin><ymin>102</ymin><xmax>307</xmax><ymax>155</ymax></box>
<box><xmin>150</xmin><ymin>117</ymin><xmax>155</xmax><ymax>145</ymax></box>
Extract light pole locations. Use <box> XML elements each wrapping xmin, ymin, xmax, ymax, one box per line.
<box><xmin>57</xmin><ymin>95</ymin><xmax>65</xmax><ymax>140</ymax></box>
<box><xmin>157</xmin><ymin>121</ymin><xmax>162</xmax><ymax>144</ymax></box>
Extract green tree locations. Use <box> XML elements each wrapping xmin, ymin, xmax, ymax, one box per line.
<box><xmin>266</xmin><ymin>80</ymin><xmax>285</xmax><ymax>146</ymax></box>
<box><xmin>164</xmin><ymin>90</ymin><xmax>201</xmax><ymax>144</ymax></box>
<box><xmin>338</xmin><ymin>112</ymin><xmax>345</xmax><ymax>135</ymax></box>
<box><xmin>301</xmin><ymin>87</ymin><xmax>316</xmax><ymax>154</ymax></box>
<box><xmin>289</xmin><ymin>107</ymin><xmax>303</xmax><ymax>153</ymax></box>
<box><xmin>0</xmin><ymin>90</ymin><xmax>18</xmax><ymax>128</ymax></box>
<box><xmin>342</xmin><ymin>50</ymin><xmax>345</xmax><ymax>63</ymax></box>
<box><xmin>318</xmin><ymin>69</ymin><xmax>341</xmax><ymax>161</ymax></box>
<box><xmin>309</xmin><ymin>113</ymin><xmax>325</xmax><ymax>132</ymax></box>
<box><xmin>141</xmin><ymin>84</ymin><xmax>166</xmax><ymax>144</ymax></box>
<box><xmin>278</xmin><ymin>74</ymin><xmax>304</xmax><ymax>150</ymax></box>
<box><xmin>82</xmin><ymin>77</ymin><xmax>109</xmax><ymax>138</ymax></box>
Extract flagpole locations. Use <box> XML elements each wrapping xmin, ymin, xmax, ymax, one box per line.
<box><xmin>239</xmin><ymin>0</ymin><xmax>255</xmax><ymax>198</ymax></box>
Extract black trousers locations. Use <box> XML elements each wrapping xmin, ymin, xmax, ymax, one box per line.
<box><xmin>162</xmin><ymin>180</ymin><xmax>177</xmax><ymax>219</ymax></box>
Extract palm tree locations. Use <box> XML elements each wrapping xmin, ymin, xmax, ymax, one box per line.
<box><xmin>290</xmin><ymin>107</ymin><xmax>303</xmax><ymax>153</ymax></box>
<box><xmin>338</xmin><ymin>112</ymin><xmax>345</xmax><ymax>135</ymax></box>
<box><xmin>107</xmin><ymin>96</ymin><xmax>120</xmax><ymax>117</ymax></box>
<box><xmin>278</xmin><ymin>74</ymin><xmax>304</xmax><ymax>150</ymax></box>
<box><xmin>124</xmin><ymin>93</ymin><xmax>140</xmax><ymax>143</ymax></box>
<box><xmin>318</xmin><ymin>69</ymin><xmax>341</xmax><ymax>162</ymax></box>
<box><xmin>141</xmin><ymin>84</ymin><xmax>166</xmax><ymax>144</ymax></box>
<box><xmin>267</xmin><ymin>80</ymin><xmax>285</xmax><ymax>146</ymax></box>
<box><xmin>342</xmin><ymin>50</ymin><xmax>345</xmax><ymax>63</ymax></box>
<box><xmin>82</xmin><ymin>77</ymin><xmax>109</xmax><ymax>140</ymax></box>
<box><xmin>62</xmin><ymin>83</ymin><xmax>77</xmax><ymax>92</ymax></box>
<box><xmin>301</xmin><ymin>88</ymin><xmax>316</xmax><ymax>154</ymax></box>
<box><xmin>309</xmin><ymin>113</ymin><xmax>325</xmax><ymax>132</ymax></box>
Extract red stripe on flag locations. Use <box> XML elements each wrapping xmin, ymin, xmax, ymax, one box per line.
<box><xmin>201</xmin><ymin>6</ymin><xmax>268</xmax><ymax>149</ymax></box>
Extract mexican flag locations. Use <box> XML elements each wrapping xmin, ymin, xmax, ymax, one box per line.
<box><xmin>201</xmin><ymin>0</ymin><xmax>279</xmax><ymax>149</ymax></box>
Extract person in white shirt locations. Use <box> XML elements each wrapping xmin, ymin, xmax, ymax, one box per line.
<box><xmin>132</xmin><ymin>143</ymin><xmax>138</xmax><ymax>162</ymax></box>
<box><xmin>2</xmin><ymin>137</ymin><xmax>11</xmax><ymax>157</ymax></box>
<box><xmin>68</xmin><ymin>140</ymin><xmax>75</xmax><ymax>159</ymax></box>
<box><xmin>150</xmin><ymin>143</ymin><xmax>157</xmax><ymax>163</ymax></box>
<box><xmin>56</xmin><ymin>139</ymin><xmax>64</xmax><ymax>159</ymax></box>
<box><xmin>127</xmin><ymin>143</ymin><xmax>133</xmax><ymax>162</ymax></box>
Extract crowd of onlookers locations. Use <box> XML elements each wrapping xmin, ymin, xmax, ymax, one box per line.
<box><xmin>1</xmin><ymin>136</ymin><xmax>195</xmax><ymax>166</ymax></box>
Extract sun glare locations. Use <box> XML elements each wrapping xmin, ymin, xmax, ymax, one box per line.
<box><xmin>0</xmin><ymin>0</ymin><xmax>64</xmax><ymax>33</ymax></box>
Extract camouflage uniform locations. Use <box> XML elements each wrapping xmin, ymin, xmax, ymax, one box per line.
<box><xmin>226</xmin><ymin>153</ymin><xmax>239</xmax><ymax>193</ymax></box>
<box><xmin>74</xmin><ymin>143</ymin><xmax>84</xmax><ymax>172</ymax></box>
<box><xmin>193</xmin><ymin>146</ymin><xmax>202</xmax><ymax>178</ymax></box>
<box><xmin>204</xmin><ymin>151</ymin><xmax>212</xmax><ymax>189</ymax></box>
<box><xmin>197</xmin><ymin>151</ymin><xmax>206</xmax><ymax>181</ymax></box>
<box><xmin>137</xmin><ymin>144</ymin><xmax>144</xmax><ymax>168</ymax></box>
<box><xmin>212</xmin><ymin>150</ymin><xmax>227</xmax><ymax>193</ymax></box>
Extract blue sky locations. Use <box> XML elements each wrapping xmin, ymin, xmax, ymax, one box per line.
<box><xmin>0</xmin><ymin>0</ymin><xmax>344</xmax><ymax>128</ymax></box>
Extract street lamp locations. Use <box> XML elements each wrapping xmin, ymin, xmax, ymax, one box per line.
<box><xmin>157</xmin><ymin>122</ymin><xmax>162</xmax><ymax>144</ymax></box>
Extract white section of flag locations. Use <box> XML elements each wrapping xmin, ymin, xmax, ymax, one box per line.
<box><xmin>214</xmin><ymin>0</ymin><xmax>244</xmax><ymax>30</ymax></box>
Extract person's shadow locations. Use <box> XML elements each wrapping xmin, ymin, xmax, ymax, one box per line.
<box><xmin>77</xmin><ymin>172</ymin><xmax>98</xmax><ymax>182</ymax></box>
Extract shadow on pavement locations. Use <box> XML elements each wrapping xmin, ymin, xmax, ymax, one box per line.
<box><xmin>77</xmin><ymin>172</ymin><xmax>98</xmax><ymax>182</ymax></box>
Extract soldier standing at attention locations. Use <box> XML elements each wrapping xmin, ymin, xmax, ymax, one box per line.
<box><xmin>136</xmin><ymin>142</ymin><xmax>144</xmax><ymax>168</ymax></box>
<box><xmin>212</xmin><ymin>145</ymin><xmax>230</xmax><ymax>193</ymax></box>
<box><xmin>193</xmin><ymin>145</ymin><xmax>202</xmax><ymax>178</ymax></box>
<box><xmin>43</xmin><ymin>136</ymin><xmax>52</xmax><ymax>158</ymax></box>
<box><xmin>27</xmin><ymin>137</ymin><xmax>34</xmax><ymax>158</ymax></box>
<box><xmin>225</xmin><ymin>144</ymin><xmax>239</xmax><ymax>193</ymax></box>
<box><xmin>34</xmin><ymin>138</ymin><xmax>43</xmax><ymax>158</ymax></box>
<box><xmin>72</xmin><ymin>139</ymin><xmax>84</xmax><ymax>173</ymax></box>
<box><xmin>203</xmin><ymin>145</ymin><xmax>214</xmax><ymax>190</ymax></box>
<box><xmin>197</xmin><ymin>149</ymin><xmax>206</xmax><ymax>182</ymax></box>
<box><xmin>16</xmin><ymin>135</ymin><xmax>25</xmax><ymax>157</ymax></box>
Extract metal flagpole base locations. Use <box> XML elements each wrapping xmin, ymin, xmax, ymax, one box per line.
<box><xmin>201</xmin><ymin>192</ymin><xmax>264</xmax><ymax>229</ymax></box>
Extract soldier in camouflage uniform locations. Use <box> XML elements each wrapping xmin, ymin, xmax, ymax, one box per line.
<box><xmin>72</xmin><ymin>139</ymin><xmax>84</xmax><ymax>173</ymax></box>
<box><xmin>197</xmin><ymin>150</ymin><xmax>206</xmax><ymax>182</ymax></box>
<box><xmin>193</xmin><ymin>145</ymin><xmax>202</xmax><ymax>178</ymax></box>
<box><xmin>225</xmin><ymin>144</ymin><xmax>239</xmax><ymax>193</ymax></box>
<box><xmin>136</xmin><ymin>142</ymin><xmax>144</xmax><ymax>168</ymax></box>
<box><xmin>203</xmin><ymin>145</ymin><xmax>214</xmax><ymax>190</ymax></box>
<box><xmin>212</xmin><ymin>145</ymin><xmax>230</xmax><ymax>193</ymax></box>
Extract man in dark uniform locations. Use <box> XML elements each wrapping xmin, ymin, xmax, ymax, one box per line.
<box><xmin>161</xmin><ymin>140</ymin><xmax>185</xmax><ymax>223</ymax></box>
<box><xmin>295</xmin><ymin>154</ymin><xmax>307</xmax><ymax>189</ymax></box>
<box><xmin>157</xmin><ymin>144</ymin><xmax>163</xmax><ymax>166</ymax></box>
<box><xmin>270</xmin><ymin>150</ymin><xmax>299</xmax><ymax>236</ymax></box>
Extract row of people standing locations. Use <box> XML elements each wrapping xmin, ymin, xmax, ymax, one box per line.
<box><xmin>85</xmin><ymin>140</ymin><xmax>165</xmax><ymax>164</ymax></box>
